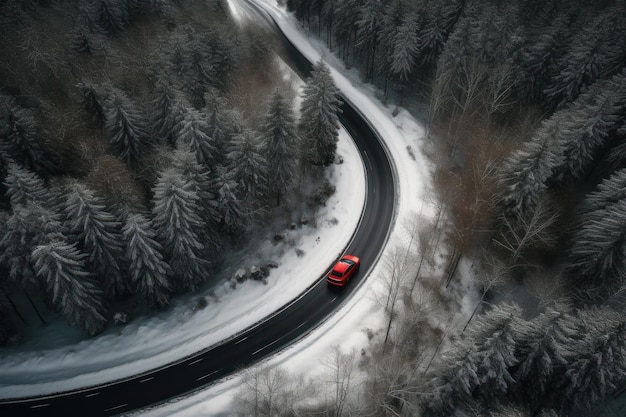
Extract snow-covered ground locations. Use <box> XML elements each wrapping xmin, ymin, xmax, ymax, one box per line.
<box><xmin>0</xmin><ymin>0</ymin><xmax>458</xmax><ymax>415</ymax></box>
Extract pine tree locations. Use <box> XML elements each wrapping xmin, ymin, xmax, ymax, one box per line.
<box><xmin>333</xmin><ymin>0</ymin><xmax>361</xmax><ymax>61</ymax></box>
<box><xmin>122</xmin><ymin>213</ymin><xmax>171</xmax><ymax>308</ymax></box>
<box><xmin>544</xmin><ymin>7</ymin><xmax>626</xmax><ymax>109</ymax></box>
<box><xmin>176</xmin><ymin>108</ymin><xmax>218</xmax><ymax>170</ymax></box>
<box><xmin>547</xmin><ymin>72</ymin><xmax>626</xmax><ymax>185</ymax></box>
<box><xmin>498</xmin><ymin>114</ymin><xmax>567</xmax><ymax>218</ymax></box>
<box><xmin>426</xmin><ymin>303</ymin><xmax>524</xmax><ymax>414</ymax></box>
<box><xmin>566</xmin><ymin>198</ymin><xmax>626</xmax><ymax>298</ymax></box>
<box><xmin>4</xmin><ymin>162</ymin><xmax>47</xmax><ymax>207</ymax></box>
<box><xmin>60</xmin><ymin>181</ymin><xmax>128</xmax><ymax>298</ymax></box>
<box><xmin>557</xmin><ymin>309</ymin><xmax>625</xmax><ymax>413</ymax></box>
<box><xmin>0</xmin><ymin>202</ymin><xmax>65</xmax><ymax>289</ymax></box>
<box><xmin>260</xmin><ymin>90</ymin><xmax>299</xmax><ymax>206</ymax></box>
<box><xmin>32</xmin><ymin>240</ymin><xmax>107</xmax><ymax>335</ymax></box>
<box><xmin>211</xmin><ymin>167</ymin><xmax>244</xmax><ymax>235</ymax></box>
<box><xmin>389</xmin><ymin>11</ymin><xmax>420</xmax><ymax>86</ymax></box>
<box><xmin>226</xmin><ymin>129</ymin><xmax>267</xmax><ymax>205</ymax></box>
<box><xmin>0</xmin><ymin>97</ymin><xmax>55</xmax><ymax>177</ymax></box>
<box><xmin>151</xmin><ymin>160</ymin><xmax>211</xmax><ymax>291</ymax></box>
<box><xmin>355</xmin><ymin>0</ymin><xmax>383</xmax><ymax>81</ymax></box>
<box><xmin>151</xmin><ymin>80</ymin><xmax>185</xmax><ymax>147</ymax></box>
<box><xmin>103</xmin><ymin>88</ymin><xmax>152</xmax><ymax>168</ymax></box>
<box><xmin>514</xmin><ymin>307</ymin><xmax>583</xmax><ymax>410</ymax></box>
<box><xmin>578</xmin><ymin>169</ymin><xmax>626</xmax><ymax>217</ymax></box>
<box><xmin>299</xmin><ymin>61</ymin><xmax>342</xmax><ymax>167</ymax></box>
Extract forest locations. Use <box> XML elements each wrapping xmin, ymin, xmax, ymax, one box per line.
<box><xmin>228</xmin><ymin>0</ymin><xmax>626</xmax><ymax>416</ymax></box>
<box><xmin>1</xmin><ymin>0</ymin><xmax>625</xmax><ymax>415</ymax></box>
<box><xmin>0</xmin><ymin>0</ymin><xmax>342</xmax><ymax>338</ymax></box>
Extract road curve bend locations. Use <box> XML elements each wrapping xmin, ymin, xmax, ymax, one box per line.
<box><xmin>0</xmin><ymin>3</ymin><xmax>397</xmax><ymax>416</ymax></box>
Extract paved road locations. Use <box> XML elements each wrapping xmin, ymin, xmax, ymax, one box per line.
<box><xmin>0</xmin><ymin>3</ymin><xmax>396</xmax><ymax>416</ymax></box>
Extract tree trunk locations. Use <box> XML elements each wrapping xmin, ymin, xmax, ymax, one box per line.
<box><xmin>24</xmin><ymin>290</ymin><xmax>46</xmax><ymax>325</ymax></box>
<box><xmin>1</xmin><ymin>286</ymin><xmax>27</xmax><ymax>324</ymax></box>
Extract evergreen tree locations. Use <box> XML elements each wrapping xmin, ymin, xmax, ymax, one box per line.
<box><xmin>226</xmin><ymin>129</ymin><xmax>267</xmax><ymax>205</ymax></box>
<box><xmin>578</xmin><ymin>169</ymin><xmax>626</xmax><ymax>217</ymax></box>
<box><xmin>514</xmin><ymin>307</ymin><xmax>583</xmax><ymax>410</ymax></box>
<box><xmin>333</xmin><ymin>0</ymin><xmax>361</xmax><ymax>61</ymax></box>
<box><xmin>355</xmin><ymin>0</ymin><xmax>383</xmax><ymax>81</ymax></box>
<box><xmin>566</xmin><ymin>198</ymin><xmax>626</xmax><ymax>298</ymax></box>
<box><xmin>32</xmin><ymin>240</ymin><xmax>107</xmax><ymax>335</ymax></box>
<box><xmin>389</xmin><ymin>11</ymin><xmax>420</xmax><ymax>87</ymax></box>
<box><xmin>60</xmin><ymin>181</ymin><xmax>128</xmax><ymax>298</ymax></box>
<box><xmin>426</xmin><ymin>303</ymin><xmax>524</xmax><ymax>414</ymax></box>
<box><xmin>211</xmin><ymin>167</ymin><xmax>244</xmax><ymax>234</ymax></box>
<box><xmin>4</xmin><ymin>162</ymin><xmax>47</xmax><ymax>207</ymax></box>
<box><xmin>122</xmin><ymin>213</ymin><xmax>171</xmax><ymax>308</ymax></box>
<box><xmin>299</xmin><ymin>61</ymin><xmax>342</xmax><ymax>166</ymax></box>
<box><xmin>547</xmin><ymin>72</ymin><xmax>626</xmax><ymax>185</ymax></box>
<box><xmin>498</xmin><ymin>114</ymin><xmax>567</xmax><ymax>218</ymax></box>
<box><xmin>0</xmin><ymin>202</ymin><xmax>64</xmax><ymax>289</ymax></box>
<box><xmin>151</xmin><ymin>159</ymin><xmax>211</xmax><ymax>291</ymax></box>
<box><xmin>544</xmin><ymin>6</ymin><xmax>626</xmax><ymax>109</ymax></box>
<box><xmin>260</xmin><ymin>90</ymin><xmax>299</xmax><ymax>206</ymax></box>
<box><xmin>103</xmin><ymin>88</ymin><xmax>152</xmax><ymax>168</ymax></box>
<box><xmin>557</xmin><ymin>309</ymin><xmax>626</xmax><ymax>413</ymax></box>
<box><xmin>176</xmin><ymin>108</ymin><xmax>218</xmax><ymax>170</ymax></box>
<box><xmin>151</xmin><ymin>80</ymin><xmax>185</xmax><ymax>147</ymax></box>
<box><xmin>0</xmin><ymin>97</ymin><xmax>55</xmax><ymax>177</ymax></box>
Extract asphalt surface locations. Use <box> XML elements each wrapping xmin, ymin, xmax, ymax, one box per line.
<box><xmin>0</xmin><ymin>3</ymin><xmax>396</xmax><ymax>416</ymax></box>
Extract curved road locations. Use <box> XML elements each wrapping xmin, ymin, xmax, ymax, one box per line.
<box><xmin>0</xmin><ymin>3</ymin><xmax>396</xmax><ymax>416</ymax></box>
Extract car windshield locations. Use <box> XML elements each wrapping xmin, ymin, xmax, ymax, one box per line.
<box><xmin>341</xmin><ymin>259</ymin><xmax>355</xmax><ymax>266</ymax></box>
<box><xmin>330</xmin><ymin>270</ymin><xmax>343</xmax><ymax>278</ymax></box>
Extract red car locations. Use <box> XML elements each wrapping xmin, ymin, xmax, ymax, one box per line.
<box><xmin>327</xmin><ymin>254</ymin><xmax>361</xmax><ymax>287</ymax></box>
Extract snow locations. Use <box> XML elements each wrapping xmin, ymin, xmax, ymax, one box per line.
<box><xmin>0</xmin><ymin>0</ymin><xmax>455</xmax><ymax>415</ymax></box>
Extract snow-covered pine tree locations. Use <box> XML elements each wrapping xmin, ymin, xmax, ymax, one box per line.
<box><xmin>513</xmin><ymin>307</ymin><xmax>583</xmax><ymax>410</ymax></box>
<box><xmin>211</xmin><ymin>167</ymin><xmax>244</xmax><ymax>235</ymax></box>
<box><xmin>355</xmin><ymin>0</ymin><xmax>383</xmax><ymax>81</ymax></box>
<box><xmin>299</xmin><ymin>61</ymin><xmax>342</xmax><ymax>167</ymax></box>
<box><xmin>0</xmin><ymin>97</ymin><xmax>55</xmax><ymax>177</ymax></box>
<box><xmin>376</xmin><ymin>0</ymin><xmax>408</xmax><ymax>95</ymax></box>
<box><xmin>60</xmin><ymin>181</ymin><xmax>128</xmax><ymax>298</ymax></box>
<box><xmin>151</xmin><ymin>156</ymin><xmax>211</xmax><ymax>291</ymax></box>
<box><xmin>0</xmin><ymin>202</ymin><xmax>65</xmax><ymax>289</ymax></box>
<box><xmin>544</xmin><ymin>6</ymin><xmax>626</xmax><ymax>110</ymax></box>
<box><xmin>204</xmin><ymin>90</ymin><xmax>239</xmax><ymax>164</ymax></box>
<box><xmin>577</xmin><ymin>169</ymin><xmax>626</xmax><ymax>217</ymax></box>
<box><xmin>176</xmin><ymin>108</ymin><xmax>218</xmax><ymax>170</ymax></box>
<box><xmin>425</xmin><ymin>303</ymin><xmax>524</xmax><ymax>414</ymax></box>
<box><xmin>103</xmin><ymin>87</ymin><xmax>153</xmax><ymax>168</ymax></box>
<box><xmin>565</xmin><ymin>198</ymin><xmax>626</xmax><ymax>299</ymax></box>
<box><xmin>332</xmin><ymin>0</ymin><xmax>361</xmax><ymax>61</ymax></box>
<box><xmin>122</xmin><ymin>212</ymin><xmax>171</xmax><ymax>308</ymax></box>
<box><xmin>389</xmin><ymin>11</ymin><xmax>420</xmax><ymax>87</ymax></box>
<box><xmin>557</xmin><ymin>308</ymin><xmax>626</xmax><ymax>413</ymax></box>
<box><xmin>32</xmin><ymin>240</ymin><xmax>107</xmax><ymax>335</ymax></box>
<box><xmin>4</xmin><ymin>161</ymin><xmax>47</xmax><ymax>207</ymax></box>
<box><xmin>260</xmin><ymin>90</ymin><xmax>299</xmax><ymax>206</ymax></box>
<box><xmin>226</xmin><ymin>129</ymin><xmax>268</xmax><ymax>206</ymax></box>
<box><xmin>547</xmin><ymin>72</ymin><xmax>626</xmax><ymax>185</ymax></box>
<box><xmin>151</xmin><ymin>80</ymin><xmax>185</xmax><ymax>147</ymax></box>
<box><xmin>497</xmin><ymin>113</ymin><xmax>567</xmax><ymax>218</ymax></box>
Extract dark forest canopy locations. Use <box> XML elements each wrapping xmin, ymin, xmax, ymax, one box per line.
<box><xmin>0</xmin><ymin>0</ymin><xmax>341</xmax><ymax>339</ymax></box>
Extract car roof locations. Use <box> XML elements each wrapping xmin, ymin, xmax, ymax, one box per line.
<box><xmin>334</xmin><ymin>259</ymin><xmax>353</xmax><ymax>273</ymax></box>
